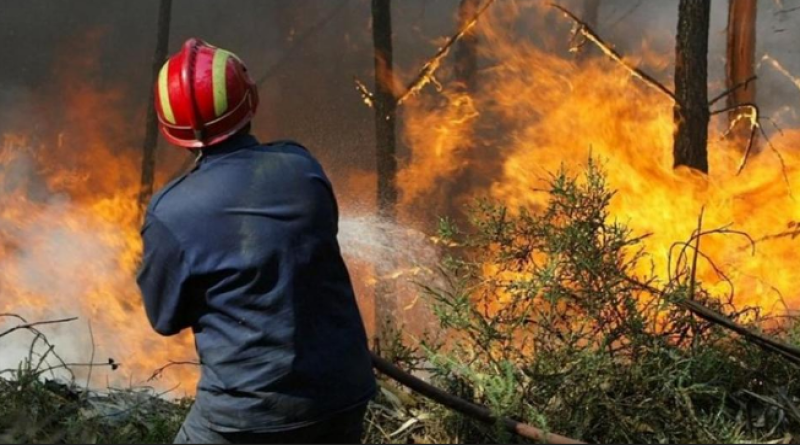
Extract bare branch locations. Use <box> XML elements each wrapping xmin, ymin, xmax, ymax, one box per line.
<box><xmin>550</xmin><ymin>3</ymin><xmax>676</xmax><ymax>103</ymax></box>
<box><xmin>35</xmin><ymin>361</ymin><xmax>119</xmax><ymax>379</ymax></box>
<box><xmin>0</xmin><ymin>317</ymin><xmax>78</xmax><ymax>339</ymax></box>
<box><xmin>396</xmin><ymin>0</ymin><xmax>498</xmax><ymax>105</ymax></box>
<box><xmin>0</xmin><ymin>313</ymin><xmax>27</xmax><ymax>323</ymax></box>
<box><xmin>147</xmin><ymin>360</ymin><xmax>201</xmax><ymax>383</ymax></box>
<box><xmin>708</xmin><ymin>75</ymin><xmax>757</xmax><ymax>107</ymax></box>
<box><xmin>760</xmin><ymin>125</ymin><xmax>795</xmax><ymax>199</ymax></box>
<box><xmin>711</xmin><ymin>102</ymin><xmax>760</xmax><ymax>175</ymax></box>
<box><xmin>710</xmin><ymin>100</ymin><xmax>792</xmax><ymax>196</ymax></box>
<box><xmin>354</xmin><ymin>77</ymin><xmax>375</xmax><ymax>108</ymax></box>
<box><xmin>353</xmin><ymin>0</ymin><xmax>498</xmax><ymax>108</ymax></box>
<box><xmin>0</xmin><ymin>316</ymin><xmax>77</xmax><ymax>382</ymax></box>
<box><xmin>761</xmin><ymin>54</ymin><xmax>800</xmax><ymax>94</ymax></box>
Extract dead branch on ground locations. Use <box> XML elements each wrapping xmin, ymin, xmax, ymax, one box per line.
<box><xmin>626</xmin><ymin>277</ymin><xmax>800</xmax><ymax>366</ymax></box>
<box><xmin>649</xmin><ymin>279</ymin><xmax>800</xmax><ymax>365</ymax></box>
<box><xmin>627</xmin><ymin>215</ymin><xmax>800</xmax><ymax>365</ymax></box>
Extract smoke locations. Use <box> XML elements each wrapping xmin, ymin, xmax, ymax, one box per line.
<box><xmin>0</xmin><ymin>148</ymin><xmax>117</xmax><ymax>381</ymax></box>
<box><xmin>0</xmin><ymin>136</ymin><xmax>196</xmax><ymax>391</ymax></box>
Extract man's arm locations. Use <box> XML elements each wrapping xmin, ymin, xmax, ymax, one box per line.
<box><xmin>136</xmin><ymin>214</ymin><xmax>195</xmax><ymax>336</ymax></box>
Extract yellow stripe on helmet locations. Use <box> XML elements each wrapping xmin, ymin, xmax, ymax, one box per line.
<box><xmin>158</xmin><ymin>60</ymin><xmax>176</xmax><ymax>124</ymax></box>
<box><xmin>212</xmin><ymin>49</ymin><xmax>232</xmax><ymax>117</ymax></box>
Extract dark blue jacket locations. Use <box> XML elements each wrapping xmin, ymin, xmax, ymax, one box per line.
<box><xmin>136</xmin><ymin>134</ymin><xmax>376</xmax><ymax>432</ymax></box>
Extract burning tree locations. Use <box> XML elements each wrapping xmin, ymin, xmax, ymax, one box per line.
<box><xmin>555</xmin><ymin>0</ymin><xmax>769</xmax><ymax>175</ymax></box>
<box><xmin>371</xmin><ymin>0</ymin><xmax>399</xmax><ymax>222</ymax></box>
<box><xmin>362</xmin><ymin>0</ymin><xmax>498</xmax><ymax>338</ymax></box>
<box><xmin>370</xmin><ymin>0</ymin><xmax>400</xmax><ymax>335</ymax></box>
<box><xmin>673</xmin><ymin>0</ymin><xmax>711</xmax><ymax>173</ymax></box>
<box><xmin>726</xmin><ymin>0</ymin><xmax>758</xmax><ymax>140</ymax></box>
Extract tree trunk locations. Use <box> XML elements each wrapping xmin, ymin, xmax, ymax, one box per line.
<box><xmin>372</xmin><ymin>0</ymin><xmax>398</xmax><ymax>338</ymax></box>
<box><xmin>455</xmin><ymin>0</ymin><xmax>480</xmax><ymax>92</ymax></box>
<box><xmin>373</xmin><ymin>0</ymin><xmax>398</xmax><ymax>219</ymax></box>
<box><xmin>726</xmin><ymin>0</ymin><xmax>757</xmax><ymax>139</ymax></box>
<box><xmin>138</xmin><ymin>0</ymin><xmax>172</xmax><ymax>211</ymax></box>
<box><xmin>673</xmin><ymin>0</ymin><xmax>710</xmax><ymax>174</ymax></box>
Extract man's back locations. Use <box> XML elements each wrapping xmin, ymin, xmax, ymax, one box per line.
<box><xmin>137</xmin><ymin>134</ymin><xmax>376</xmax><ymax>432</ymax></box>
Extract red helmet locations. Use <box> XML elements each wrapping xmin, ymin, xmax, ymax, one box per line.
<box><xmin>155</xmin><ymin>38</ymin><xmax>259</xmax><ymax>148</ymax></box>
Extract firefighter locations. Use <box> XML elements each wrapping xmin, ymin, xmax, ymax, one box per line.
<box><xmin>136</xmin><ymin>38</ymin><xmax>376</xmax><ymax>444</ymax></box>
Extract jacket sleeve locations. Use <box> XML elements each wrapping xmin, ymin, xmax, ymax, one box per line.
<box><xmin>136</xmin><ymin>214</ymin><xmax>195</xmax><ymax>336</ymax></box>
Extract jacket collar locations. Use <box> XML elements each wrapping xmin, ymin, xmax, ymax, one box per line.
<box><xmin>198</xmin><ymin>134</ymin><xmax>260</xmax><ymax>162</ymax></box>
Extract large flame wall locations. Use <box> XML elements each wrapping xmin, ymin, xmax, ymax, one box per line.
<box><xmin>399</xmin><ymin>1</ymin><xmax>800</xmax><ymax>313</ymax></box>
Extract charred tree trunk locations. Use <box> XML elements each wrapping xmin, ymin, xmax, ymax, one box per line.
<box><xmin>372</xmin><ymin>0</ymin><xmax>398</xmax><ymax>338</ymax></box>
<box><xmin>372</xmin><ymin>0</ymin><xmax>398</xmax><ymax>219</ymax></box>
<box><xmin>726</xmin><ymin>0</ymin><xmax>757</xmax><ymax>138</ymax></box>
<box><xmin>138</xmin><ymin>0</ymin><xmax>172</xmax><ymax>211</ymax></box>
<box><xmin>455</xmin><ymin>0</ymin><xmax>480</xmax><ymax>92</ymax></box>
<box><xmin>673</xmin><ymin>0</ymin><xmax>710</xmax><ymax>174</ymax></box>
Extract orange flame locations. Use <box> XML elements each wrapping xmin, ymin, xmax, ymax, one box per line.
<box><xmin>398</xmin><ymin>2</ymin><xmax>800</xmax><ymax>313</ymax></box>
<box><xmin>0</xmin><ymin>31</ymin><xmax>198</xmax><ymax>393</ymax></box>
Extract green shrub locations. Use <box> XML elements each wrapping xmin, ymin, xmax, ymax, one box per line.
<box><xmin>370</xmin><ymin>160</ymin><xmax>800</xmax><ymax>444</ymax></box>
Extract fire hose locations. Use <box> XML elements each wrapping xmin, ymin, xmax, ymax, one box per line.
<box><xmin>370</xmin><ymin>352</ymin><xmax>586</xmax><ymax>444</ymax></box>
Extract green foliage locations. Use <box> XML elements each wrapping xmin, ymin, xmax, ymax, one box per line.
<box><xmin>370</xmin><ymin>160</ymin><xmax>800</xmax><ymax>444</ymax></box>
